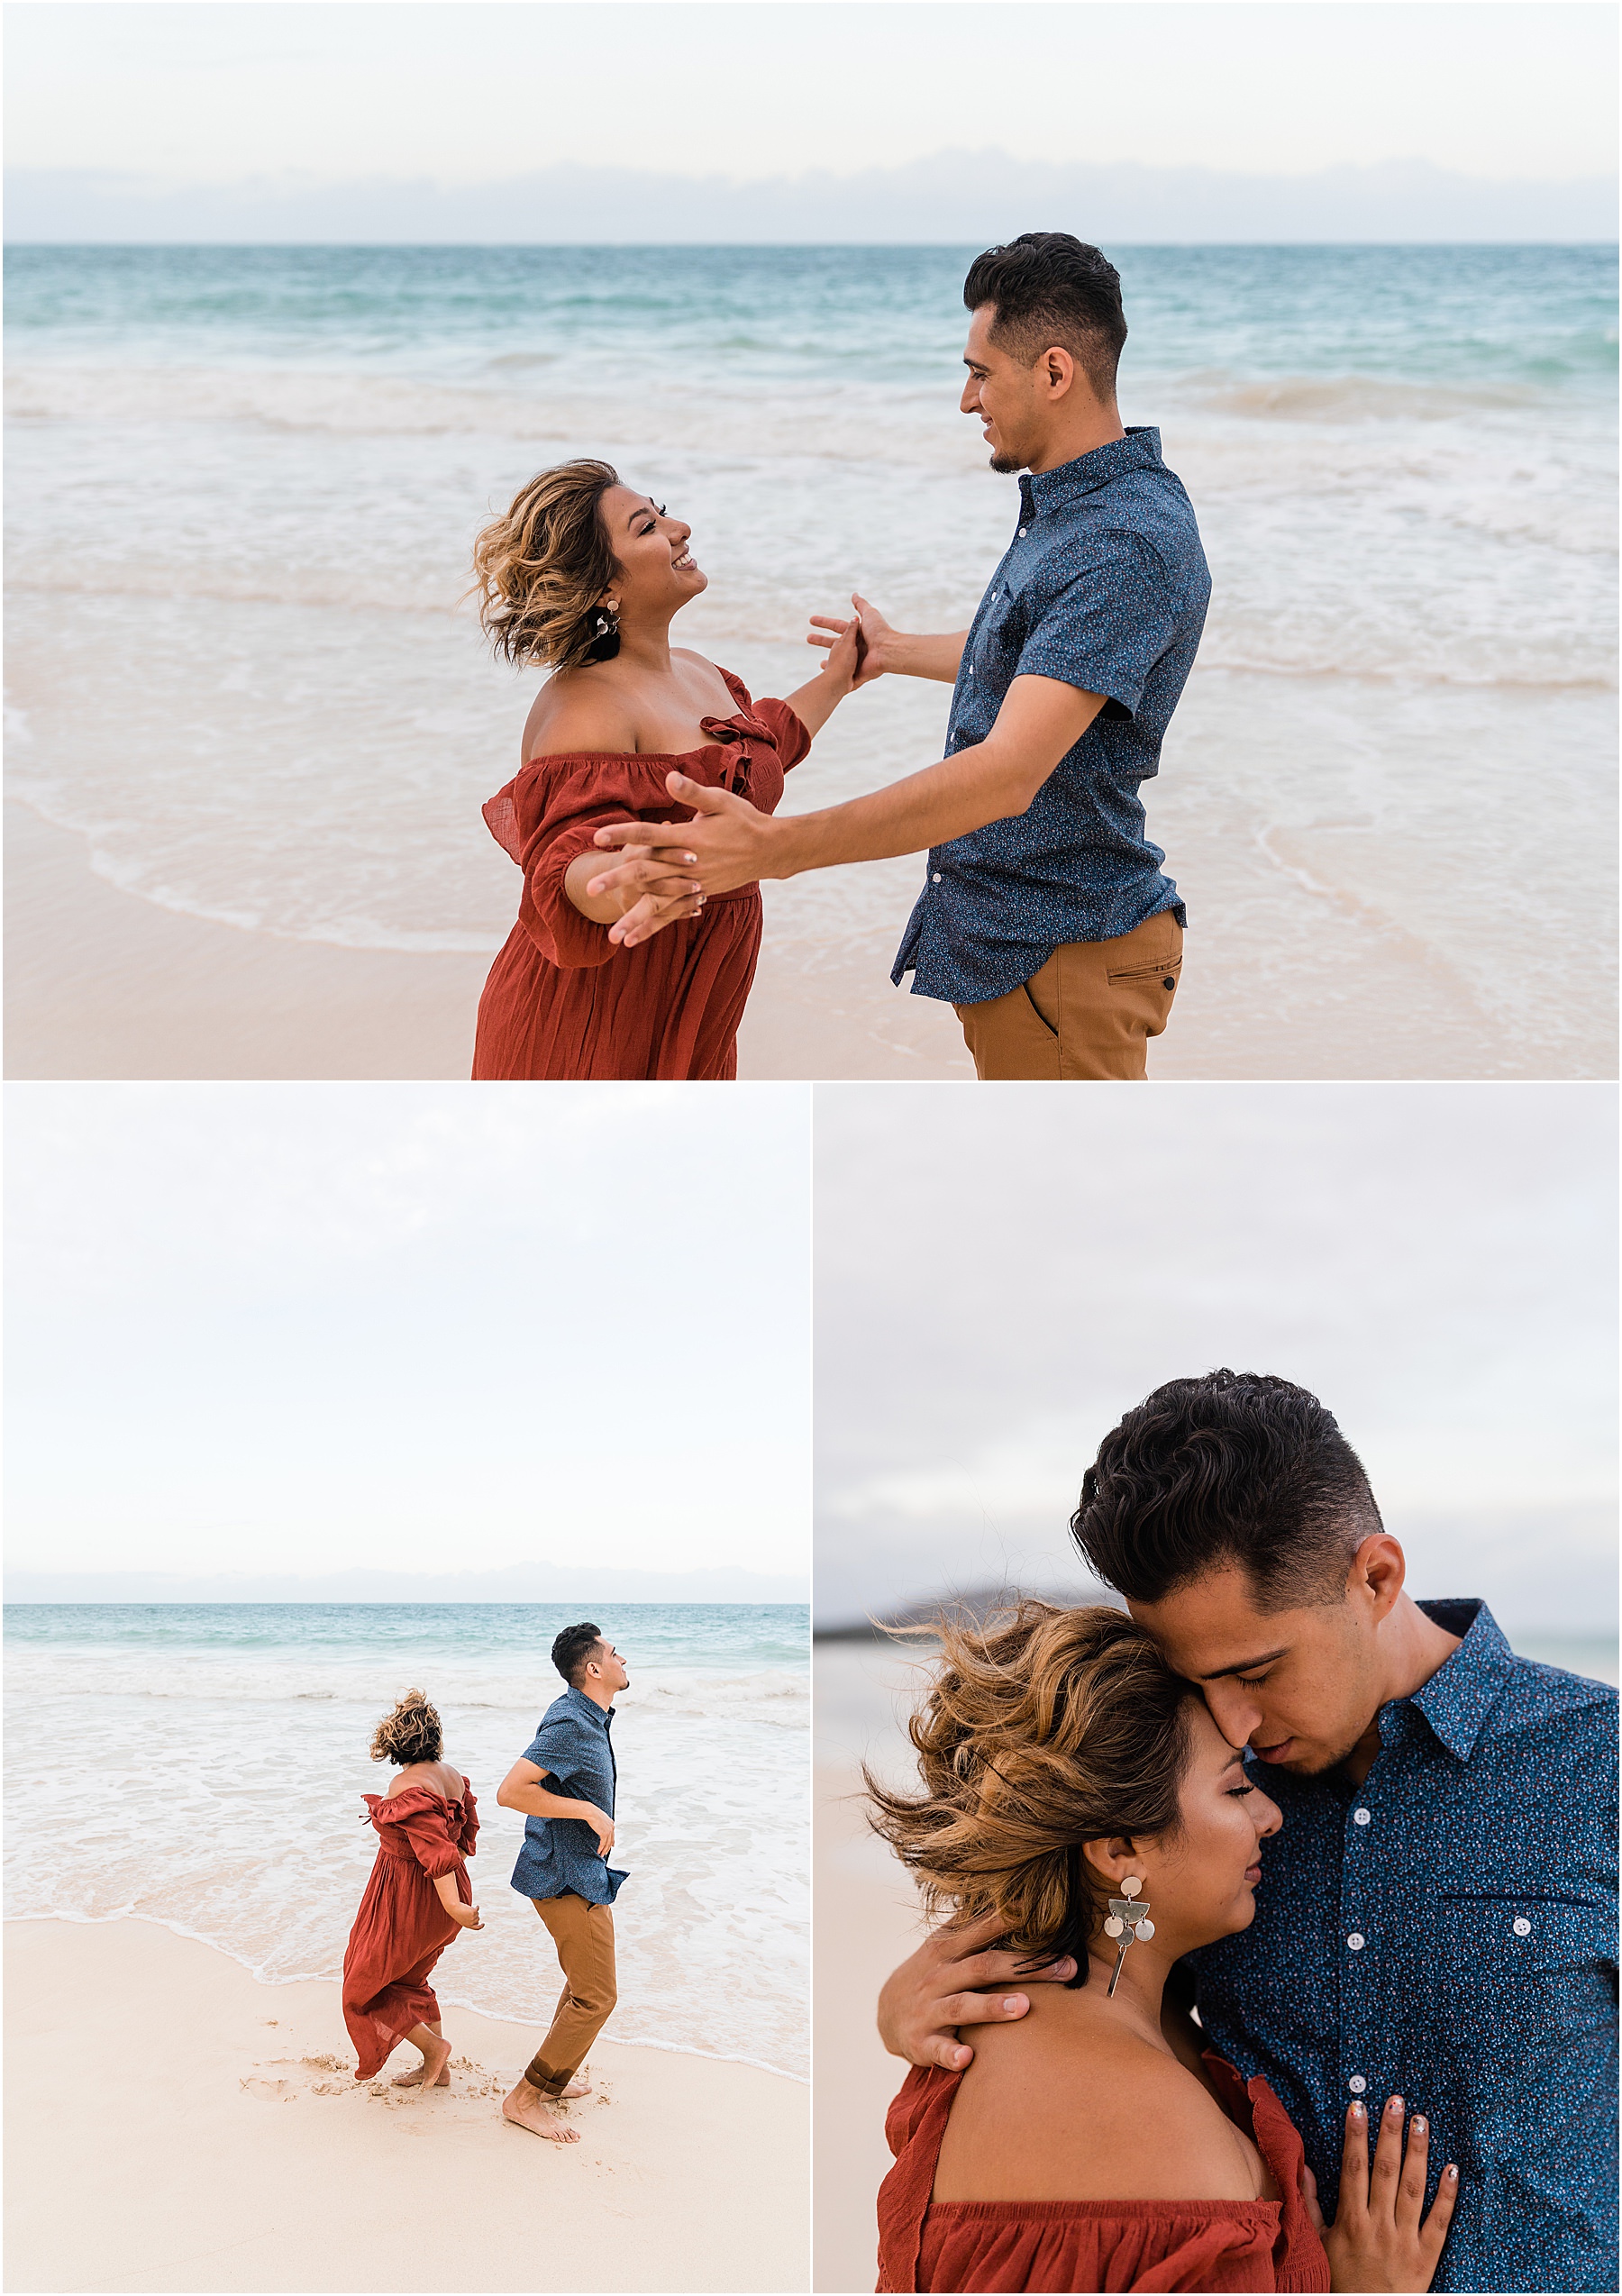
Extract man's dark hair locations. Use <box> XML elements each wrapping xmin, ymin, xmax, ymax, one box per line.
<box><xmin>963</xmin><ymin>232</ymin><xmax>1127</xmax><ymax>399</ymax></box>
<box><xmin>1070</xmin><ymin>1371</ymin><xmax>1384</xmax><ymax>1611</ymax></box>
<box><xmin>551</xmin><ymin>1620</ymin><xmax>605</xmax><ymax>1687</ymax></box>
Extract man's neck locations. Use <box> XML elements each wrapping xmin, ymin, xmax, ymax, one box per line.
<box><xmin>577</xmin><ymin>1677</ymin><xmax>615</xmax><ymax>1713</ymax></box>
<box><xmin>1340</xmin><ymin>1594</ymin><xmax>1463</xmax><ymax>1784</ymax></box>
<box><xmin>1027</xmin><ymin>402</ymin><xmax>1128</xmax><ymax>475</ymax></box>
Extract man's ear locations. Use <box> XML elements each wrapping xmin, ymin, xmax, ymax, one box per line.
<box><xmin>1353</xmin><ymin>1533</ymin><xmax>1408</xmax><ymax>1624</ymax></box>
<box><xmin>1040</xmin><ymin>344</ymin><xmax>1076</xmax><ymax>400</ymax></box>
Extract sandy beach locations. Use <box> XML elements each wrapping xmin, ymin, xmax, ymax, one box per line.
<box><xmin>5</xmin><ymin>800</ymin><xmax>972</xmax><ymax>1081</ymax></box>
<box><xmin>5</xmin><ymin>1916</ymin><xmax>807</xmax><ymax>2294</ymax></box>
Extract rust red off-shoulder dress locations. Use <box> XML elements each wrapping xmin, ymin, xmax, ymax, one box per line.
<box><xmin>472</xmin><ymin>668</ymin><xmax>811</xmax><ymax>1080</ymax></box>
<box><xmin>342</xmin><ymin>1780</ymin><xmax>478</xmax><ymax>2081</ymax></box>
<box><xmin>877</xmin><ymin>2054</ymin><xmax>1331</xmax><ymax>2293</ymax></box>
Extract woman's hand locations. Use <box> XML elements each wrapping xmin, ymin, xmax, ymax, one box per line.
<box><xmin>450</xmin><ymin>1900</ymin><xmax>485</xmax><ymax>1930</ymax></box>
<box><xmin>807</xmin><ymin>593</ymin><xmax>895</xmax><ymax>687</ymax></box>
<box><xmin>1300</xmin><ymin>2095</ymin><xmax>1459</xmax><ymax>2292</ymax></box>
<box><xmin>569</xmin><ymin>845</ymin><xmax>704</xmax><ymax>945</ymax></box>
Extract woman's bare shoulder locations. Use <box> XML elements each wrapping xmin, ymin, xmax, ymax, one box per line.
<box><xmin>522</xmin><ymin>670</ymin><xmax>639</xmax><ymax>762</ymax></box>
<box><xmin>935</xmin><ymin>2010</ymin><xmax>1262</xmax><ymax>2204</ymax></box>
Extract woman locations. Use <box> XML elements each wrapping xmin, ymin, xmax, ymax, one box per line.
<box><xmin>469</xmin><ymin>459</ymin><xmax>862</xmax><ymax>1080</ymax></box>
<box><xmin>342</xmin><ymin>1690</ymin><xmax>483</xmax><ymax>2091</ymax></box>
<box><xmin>870</xmin><ymin>1603</ymin><xmax>1459</xmax><ymax>2293</ymax></box>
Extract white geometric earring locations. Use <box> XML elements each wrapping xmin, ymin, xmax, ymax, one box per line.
<box><xmin>1103</xmin><ymin>1874</ymin><xmax>1155</xmax><ymax>1997</ymax></box>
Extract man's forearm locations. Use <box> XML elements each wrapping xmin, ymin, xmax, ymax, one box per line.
<box><xmin>886</xmin><ymin>631</ymin><xmax>970</xmax><ymax>683</ymax></box>
<box><xmin>500</xmin><ymin>1783</ymin><xmax>598</xmax><ymax>1823</ymax></box>
<box><xmin>768</xmin><ymin>741</ymin><xmax>1032</xmax><ymax>877</ymax></box>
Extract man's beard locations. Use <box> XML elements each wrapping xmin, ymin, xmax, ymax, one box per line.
<box><xmin>989</xmin><ymin>451</ymin><xmax>1025</xmax><ymax>475</ymax></box>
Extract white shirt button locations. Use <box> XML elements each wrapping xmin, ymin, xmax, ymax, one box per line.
<box><xmin>932</xmin><ymin>872</ymin><xmax>943</xmax><ymax>884</ymax></box>
<box><xmin>1348</xmin><ymin>2075</ymin><xmax>1367</xmax><ymax>2094</ymax></box>
<box><xmin>967</xmin><ymin>664</ymin><xmax>973</xmax><ymax>674</ymax></box>
<box><xmin>1513</xmin><ymin>1917</ymin><xmax>1532</xmax><ymax>1936</ymax></box>
<box><xmin>1347</xmin><ymin>1933</ymin><xmax>1365</xmax><ymax>1950</ymax></box>
<box><xmin>1018</xmin><ymin>527</ymin><xmax>1028</xmax><ymax>537</ymax></box>
<box><xmin>1353</xmin><ymin>1809</ymin><xmax>1371</xmax><ymax>1826</ymax></box>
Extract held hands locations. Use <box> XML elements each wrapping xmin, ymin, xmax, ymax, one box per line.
<box><xmin>572</xmin><ymin>842</ymin><xmax>706</xmax><ymax>948</ymax></box>
<box><xmin>807</xmin><ymin>592</ymin><xmax>896</xmax><ymax>687</ymax></box>
<box><xmin>590</xmin><ymin>778</ymin><xmax>776</xmax><ymax>938</ymax></box>
<box><xmin>876</xmin><ymin>1913</ymin><xmax>1077</xmax><ymax>2072</ymax></box>
<box><xmin>1300</xmin><ymin>2095</ymin><xmax>1459</xmax><ymax>2292</ymax></box>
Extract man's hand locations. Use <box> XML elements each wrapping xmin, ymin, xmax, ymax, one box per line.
<box><xmin>579</xmin><ymin>1805</ymin><xmax>615</xmax><ymax>1857</ymax></box>
<box><xmin>807</xmin><ymin>593</ymin><xmax>896</xmax><ymax>686</ymax></box>
<box><xmin>806</xmin><ymin>596</ymin><xmax>966</xmax><ymax>686</ymax></box>
<box><xmin>590</xmin><ymin>777</ymin><xmax>779</xmax><ymax>922</ymax></box>
<box><xmin>877</xmin><ymin>1915</ymin><xmax>1077</xmax><ymax>2073</ymax></box>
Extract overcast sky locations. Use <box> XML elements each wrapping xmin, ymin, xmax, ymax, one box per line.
<box><xmin>6</xmin><ymin>1084</ymin><xmax>810</xmax><ymax>1587</ymax></box>
<box><xmin>815</xmin><ymin>1083</ymin><xmax>1617</xmax><ymax>1635</ymax></box>
<box><xmin>6</xmin><ymin>3</ymin><xmax>1616</xmax><ymax>186</ymax></box>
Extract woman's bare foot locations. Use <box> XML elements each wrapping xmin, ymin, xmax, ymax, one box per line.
<box><xmin>408</xmin><ymin>2033</ymin><xmax>453</xmax><ymax>2095</ymax></box>
<box><xmin>502</xmin><ymin>2076</ymin><xmax>580</xmax><ymax>2143</ymax></box>
<box><xmin>392</xmin><ymin>2061</ymin><xmax>451</xmax><ymax>2088</ymax></box>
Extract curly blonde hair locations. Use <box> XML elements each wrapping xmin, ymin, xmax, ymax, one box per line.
<box><xmin>866</xmin><ymin>1600</ymin><xmax>1194</xmax><ymax>1983</ymax></box>
<box><xmin>469</xmin><ymin>458</ymin><xmax>622</xmax><ymax>672</ymax></box>
<box><xmin>369</xmin><ymin>1689</ymin><xmax>443</xmax><ymax>1767</ymax></box>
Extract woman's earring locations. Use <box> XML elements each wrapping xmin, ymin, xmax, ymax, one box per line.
<box><xmin>1103</xmin><ymin>1874</ymin><xmax>1154</xmax><ymax>1997</ymax></box>
<box><xmin>584</xmin><ymin>600</ymin><xmax>621</xmax><ymax>664</ymax></box>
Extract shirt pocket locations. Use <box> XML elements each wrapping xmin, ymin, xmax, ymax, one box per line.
<box><xmin>1437</xmin><ymin>1895</ymin><xmax>1615</xmax><ymax>2056</ymax></box>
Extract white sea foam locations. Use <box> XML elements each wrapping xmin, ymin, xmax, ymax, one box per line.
<box><xmin>4</xmin><ymin>1621</ymin><xmax>809</xmax><ymax>2080</ymax></box>
<box><xmin>5</xmin><ymin>244</ymin><xmax>1616</xmax><ymax>1070</ymax></box>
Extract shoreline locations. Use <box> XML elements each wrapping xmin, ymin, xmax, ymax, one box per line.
<box><xmin>5</xmin><ymin>1915</ymin><xmax>808</xmax><ymax>2293</ymax></box>
<box><xmin>5</xmin><ymin>1908</ymin><xmax>806</xmax><ymax>2085</ymax></box>
<box><xmin>5</xmin><ymin>797</ymin><xmax>973</xmax><ymax>1080</ymax></box>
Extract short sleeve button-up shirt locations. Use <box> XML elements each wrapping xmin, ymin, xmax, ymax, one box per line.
<box><xmin>1189</xmin><ymin>1601</ymin><xmax>1618</xmax><ymax>2294</ymax></box>
<box><xmin>891</xmin><ymin>427</ymin><xmax>1211</xmax><ymax>1006</ymax></box>
<box><xmin>508</xmin><ymin>1684</ymin><xmax>628</xmax><ymax>1907</ymax></box>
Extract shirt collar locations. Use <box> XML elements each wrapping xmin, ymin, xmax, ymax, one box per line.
<box><xmin>1401</xmin><ymin>1599</ymin><xmax>1517</xmax><ymax>1760</ymax></box>
<box><xmin>564</xmin><ymin>1683</ymin><xmax>614</xmax><ymax>1731</ymax></box>
<box><xmin>1019</xmin><ymin>425</ymin><xmax>1163</xmax><ymax>519</ymax></box>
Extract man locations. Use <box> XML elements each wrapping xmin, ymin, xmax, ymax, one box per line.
<box><xmin>589</xmin><ymin>231</ymin><xmax>1210</xmax><ymax>1080</ymax></box>
<box><xmin>496</xmin><ymin>1621</ymin><xmax>630</xmax><ymax>2143</ymax></box>
<box><xmin>877</xmin><ymin>1371</ymin><xmax>1617</xmax><ymax>2293</ymax></box>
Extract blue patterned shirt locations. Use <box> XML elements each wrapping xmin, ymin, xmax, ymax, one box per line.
<box><xmin>1189</xmin><ymin>1601</ymin><xmax>1617</xmax><ymax>2294</ymax></box>
<box><xmin>891</xmin><ymin>427</ymin><xmax>1210</xmax><ymax>1006</ymax></box>
<box><xmin>509</xmin><ymin>1684</ymin><xmax>628</xmax><ymax>1907</ymax></box>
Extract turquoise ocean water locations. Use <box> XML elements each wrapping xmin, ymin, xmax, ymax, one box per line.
<box><xmin>4</xmin><ymin>1602</ymin><xmax>809</xmax><ymax>2079</ymax></box>
<box><xmin>6</xmin><ymin>243</ymin><xmax>1617</xmax><ymax>1071</ymax></box>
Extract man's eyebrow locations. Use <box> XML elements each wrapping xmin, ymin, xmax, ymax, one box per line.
<box><xmin>1198</xmin><ymin>1645</ymin><xmax>1289</xmax><ymax>1681</ymax></box>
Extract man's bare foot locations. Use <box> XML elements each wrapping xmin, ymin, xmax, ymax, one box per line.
<box><xmin>560</xmin><ymin>2073</ymin><xmax>591</xmax><ymax>2099</ymax></box>
<box><xmin>392</xmin><ymin>2060</ymin><xmax>451</xmax><ymax>2088</ymax></box>
<box><xmin>406</xmin><ymin>2033</ymin><xmax>453</xmax><ymax>2095</ymax></box>
<box><xmin>502</xmin><ymin>2077</ymin><xmax>580</xmax><ymax>2143</ymax></box>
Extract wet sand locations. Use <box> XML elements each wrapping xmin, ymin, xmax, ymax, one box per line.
<box><xmin>5</xmin><ymin>1916</ymin><xmax>807</xmax><ymax>2294</ymax></box>
<box><xmin>4</xmin><ymin>800</ymin><xmax>971</xmax><ymax>1080</ymax></box>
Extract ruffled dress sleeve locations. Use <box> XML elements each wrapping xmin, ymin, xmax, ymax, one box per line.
<box><xmin>736</xmin><ymin>694</ymin><xmax>812</xmax><ymax>772</ymax></box>
<box><xmin>483</xmin><ymin>754</ymin><xmax>685</xmax><ymax>972</ymax></box>
<box><xmin>372</xmin><ymin>1789</ymin><xmax>469</xmax><ymax>1880</ymax></box>
<box><xmin>454</xmin><ymin>1781</ymin><xmax>479</xmax><ymax>1860</ymax></box>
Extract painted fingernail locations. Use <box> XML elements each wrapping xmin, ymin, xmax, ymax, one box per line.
<box><xmin>1389</xmin><ymin>2095</ymin><xmax>1404</xmax><ymax>2113</ymax></box>
<box><xmin>1413</xmin><ymin>2115</ymin><xmax>1427</xmax><ymax>2133</ymax></box>
<box><xmin>1351</xmin><ymin>2101</ymin><xmax>1365</xmax><ymax>2119</ymax></box>
<box><xmin>1445</xmin><ymin>2164</ymin><xmax>1458</xmax><ymax>2181</ymax></box>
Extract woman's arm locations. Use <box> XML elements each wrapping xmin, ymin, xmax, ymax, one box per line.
<box><xmin>433</xmin><ymin>1872</ymin><xmax>483</xmax><ymax>1929</ymax></box>
<box><xmin>563</xmin><ymin>846</ymin><xmax>703</xmax><ymax>929</ymax></box>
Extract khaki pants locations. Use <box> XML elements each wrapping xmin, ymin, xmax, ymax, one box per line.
<box><xmin>954</xmin><ymin>911</ymin><xmax>1183</xmax><ymax>1080</ymax></box>
<box><xmin>522</xmin><ymin>1894</ymin><xmax>617</xmax><ymax>2096</ymax></box>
